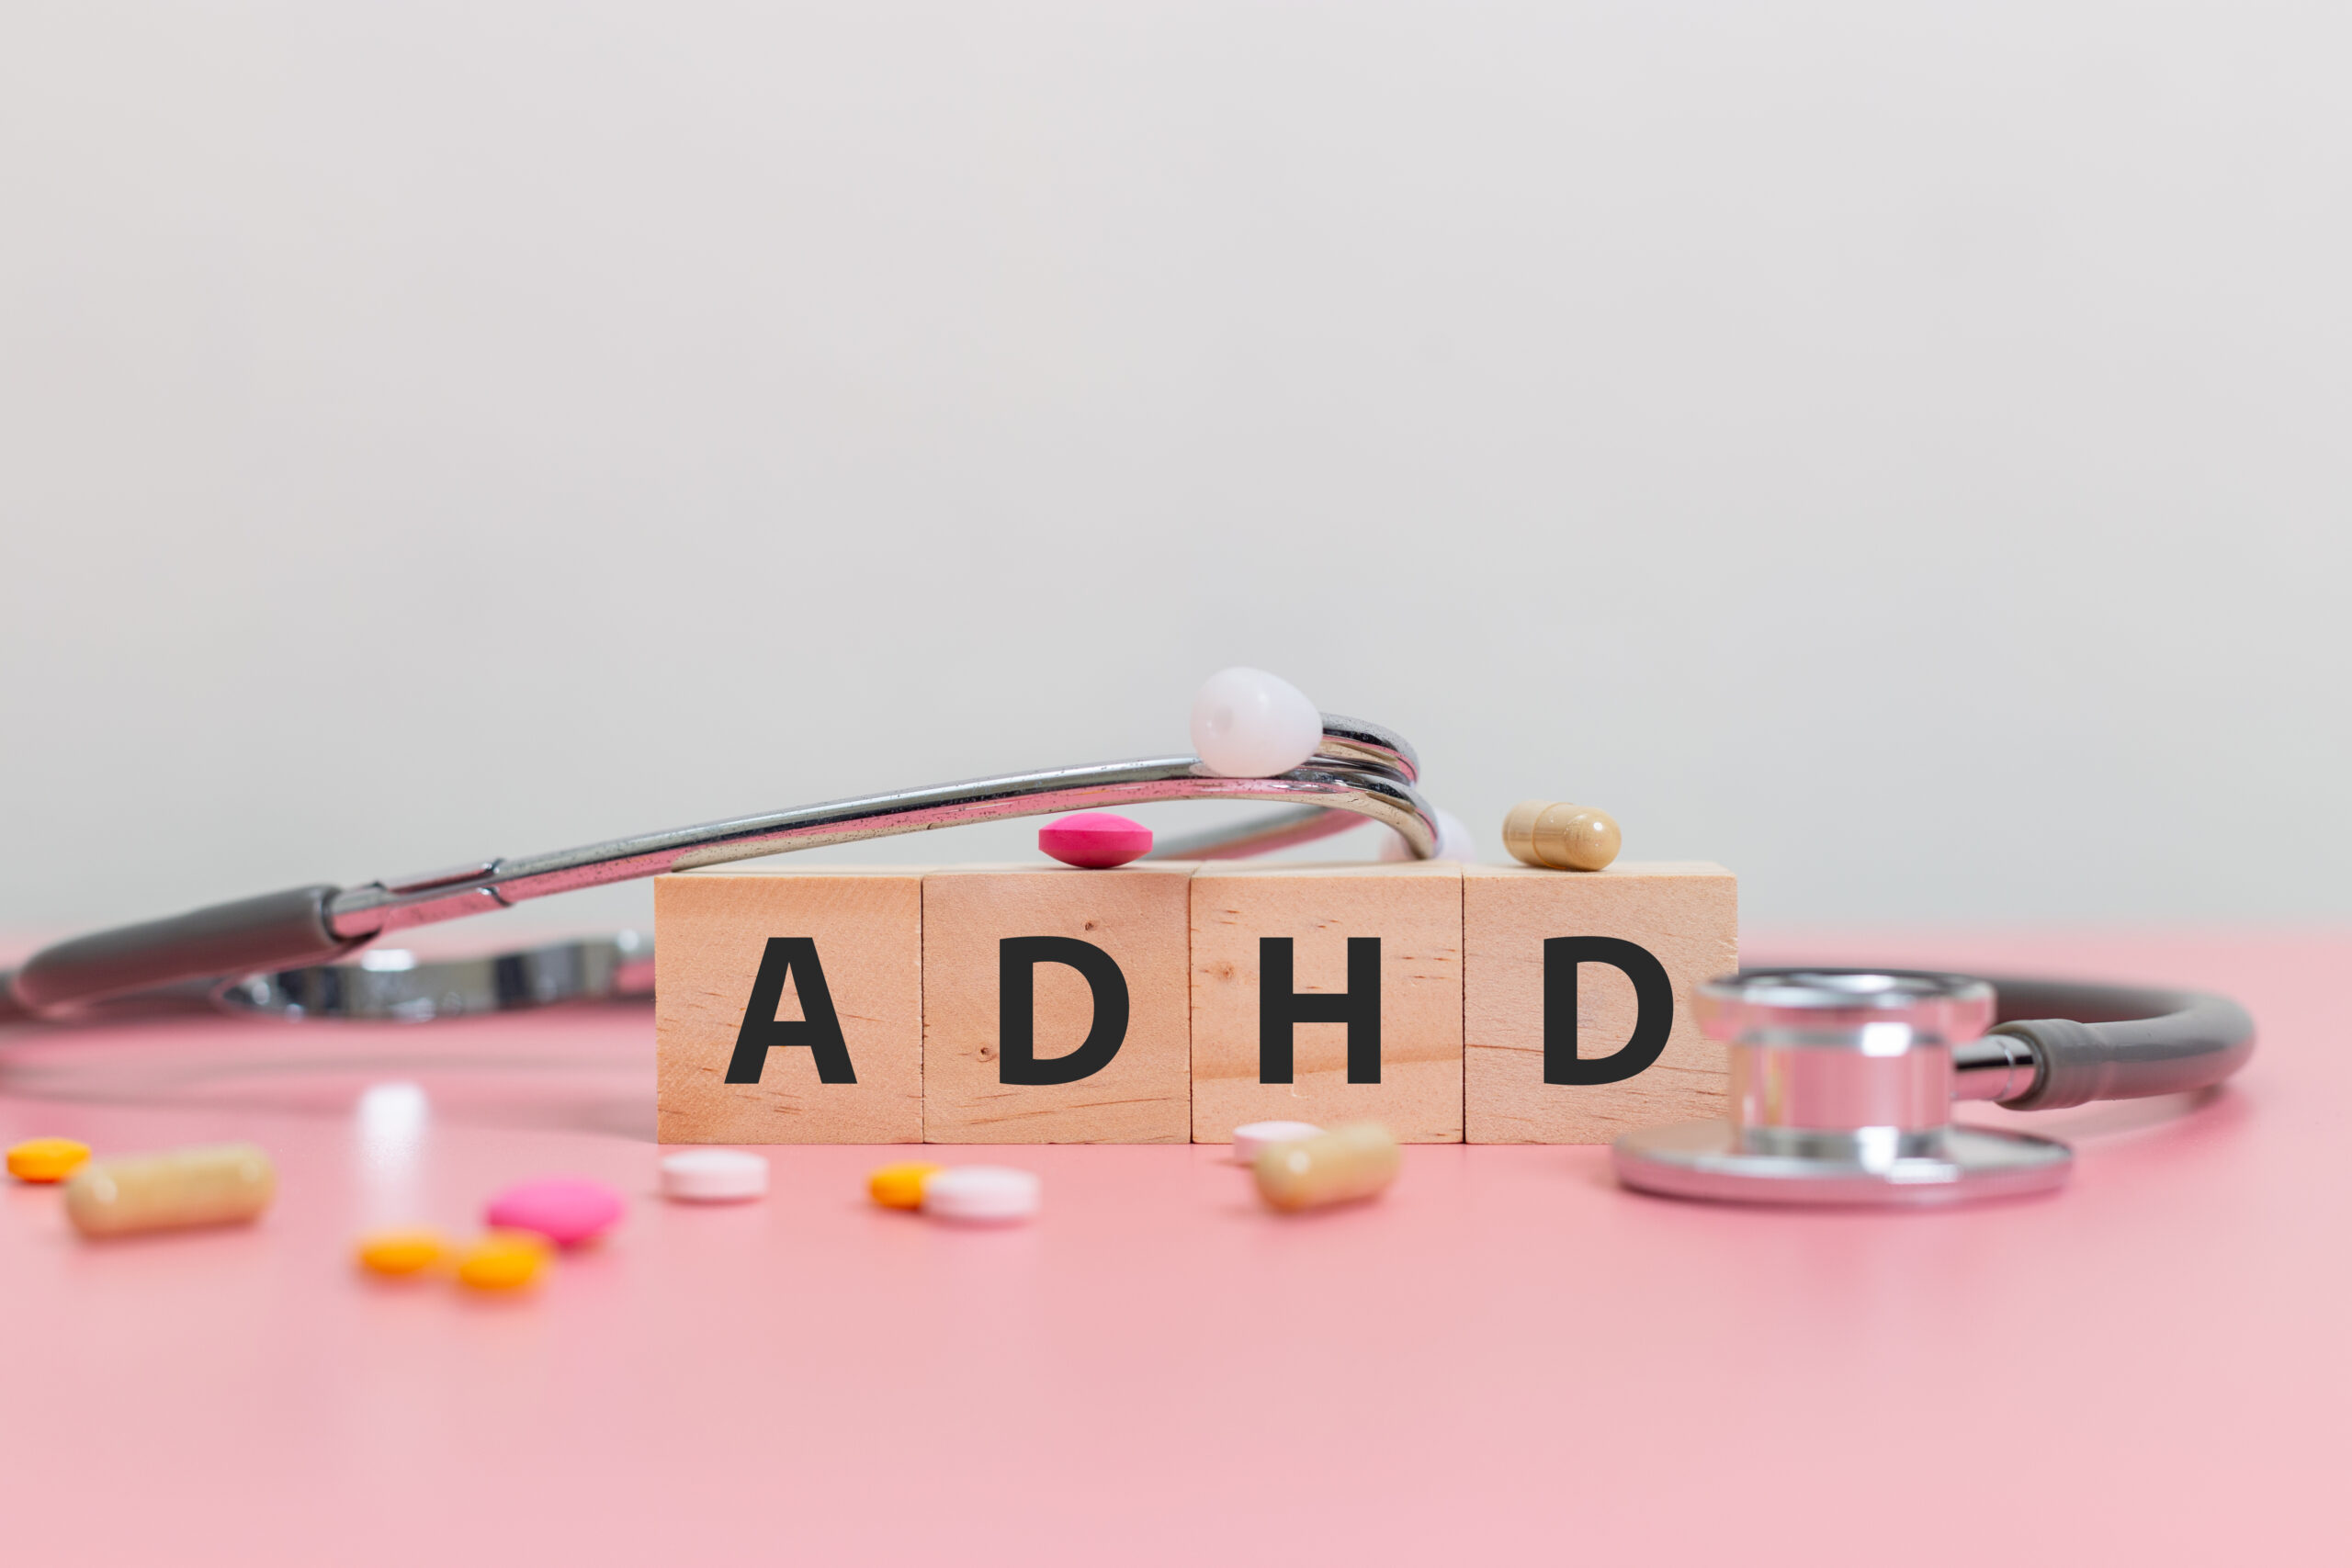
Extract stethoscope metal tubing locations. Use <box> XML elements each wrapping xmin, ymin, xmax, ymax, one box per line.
<box><xmin>4</xmin><ymin>715</ymin><xmax>1431</xmax><ymax>1017</ymax></box>
<box><xmin>329</xmin><ymin>756</ymin><xmax>1429</xmax><ymax>940</ymax></box>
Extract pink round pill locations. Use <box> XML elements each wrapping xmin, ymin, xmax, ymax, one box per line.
<box><xmin>483</xmin><ymin>1177</ymin><xmax>626</xmax><ymax>1247</ymax></box>
<box><xmin>1038</xmin><ymin>811</ymin><xmax>1153</xmax><ymax>870</ymax></box>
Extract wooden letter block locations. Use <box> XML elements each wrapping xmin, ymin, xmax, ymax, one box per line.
<box><xmin>922</xmin><ymin>863</ymin><xmax>1193</xmax><ymax>1144</ymax></box>
<box><xmin>1463</xmin><ymin>862</ymin><xmax>1736</xmax><ymax>1144</ymax></box>
<box><xmin>1190</xmin><ymin>861</ymin><xmax>1464</xmax><ymax>1144</ymax></box>
<box><xmin>655</xmin><ymin>867</ymin><xmax>924</xmax><ymax>1145</ymax></box>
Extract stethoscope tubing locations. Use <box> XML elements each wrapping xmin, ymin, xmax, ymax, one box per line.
<box><xmin>1972</xmin><ymin>975</ymin><xmax>2256</xmax><ymax>1110</ymax></box>
<box><xmin>5</xmin><ymin>716</ymin><xmax>1430</xmax><ymax>1017</ymax></box>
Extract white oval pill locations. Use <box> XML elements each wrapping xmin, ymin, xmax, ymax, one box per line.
<box><xmin>659</xmin><ymin>1149</ymin><xmax>769</xmax><ymax>1202</ymax></box>
<box><xmin>920</xmin><ymin>1166</ymin><xmax>1041</xmax><ymax>1223</ymax></box>
<box><xmin>1230</xmin><ymin>1121</ymin><xmax>1323</xmax><ymax>1165</ymax></box>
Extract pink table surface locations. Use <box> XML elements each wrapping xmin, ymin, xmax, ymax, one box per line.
<box><xmin>2</xmin><ymin>931</ymin><xmax>2344</xmax><ymax>1565</ymax></box>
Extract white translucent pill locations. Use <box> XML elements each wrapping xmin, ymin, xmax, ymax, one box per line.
<box><xmin>1229</xmin><ymin>1121</ymin><xmax>1324</xmax><ymax>1164</ymax></box>
<box><xmin>660</xmin><ymin>1149</ymin><xmax>769</xmax><ymax>1202</ymax></box>
<box><xmin>921</xmin><ymin>1166</ymin><xmax>1042</xmax><ymax>1223</ymax></box>
<box><xmin>1190</xmin><ymin>668</ymin><xmax>1321</xmax><ymax>779</ymax></box>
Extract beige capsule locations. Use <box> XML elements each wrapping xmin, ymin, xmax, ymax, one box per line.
<box><xmin>63</xmin><ymin>1143</ymin><xmax>276</xmax><ymax>1238</ymax></box>
<box><xmin>1502</xmin><ymin>799</ymin><xmax>1622</xmax><ymax>872</ymax></box>
<box><xmin>1502</xmin><ymin>799</ymin><xmax>1551</xmax><ymax>863</ymax></box>
<box><xmin>1251</xmin><ymin>1122</ymin><xmax>1401</xmax><ymax>1212</ymax></box>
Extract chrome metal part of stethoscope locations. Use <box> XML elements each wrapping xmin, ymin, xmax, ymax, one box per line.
<box><xmin>1611</xmin><ymin>968</ymin><xmax>2256</xmax><ymax>1207</ymax></box>
<box><xmin>215</xmin><ymin>933</ymin><xmax>658</xmax><ymax>1022</ymax></box>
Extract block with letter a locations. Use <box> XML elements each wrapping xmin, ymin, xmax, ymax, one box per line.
<box><xmin>655</xmin><ymin>866</ymin><xmax>925</xmax><ymax>1145</ymax></box>
<box><xmin>1188</xmin><ymin>861</ymin><xmax>1464</xmax><ymax>1144</ymax></box>
<box><xmin>1462</xmin><ymin>862</ymin><xmax>1736</xmax><ymax>1144</ymax></box>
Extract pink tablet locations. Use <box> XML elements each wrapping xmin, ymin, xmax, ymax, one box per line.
<box><xmin>1037</xmin><ymin>812</ymin><xmax>1153</xmax><ymax>869</ymax></box>
<box><xmin>484</xmin><ymin>1176</ymin><xmax>626</xmax><ymax>1247</ymax></box>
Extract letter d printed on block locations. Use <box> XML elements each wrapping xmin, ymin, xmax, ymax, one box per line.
<box><xmin>922</xmin><ymin>864</ymin><xmax>1194</xmax><ymax>1143</ymax></box>
<box><xmin>1463</xmin><ymin>862</ymin><xmax>1736</xmax><ymax>1144</ymax></box>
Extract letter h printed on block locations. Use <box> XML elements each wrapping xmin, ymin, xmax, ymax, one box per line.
<box><xmin>1190</xmin><ymin>861</ymin><xmax>1464</xmax><ymax>1144</ymax></box>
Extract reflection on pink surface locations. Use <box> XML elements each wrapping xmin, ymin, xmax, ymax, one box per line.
<box><xmin>1</xmin><ymin>933</ymin><xmax>2344</xmax><ymax>1564</ymax></box>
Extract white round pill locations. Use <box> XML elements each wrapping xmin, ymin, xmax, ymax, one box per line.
<box><xmin>920</xmin><ymin>1166</ymin><xmax>1041</xmax><ymax>1223</ymax></box>
<box><xmin>1230</xmin><ymin>1120</ymin><xmax>1323</xmax><ymax>1165</ymax></box>
<box><xmin>659</xmin><ymin>1149</ymin><xmax>769</xmax><ymax>1202</ymax></box>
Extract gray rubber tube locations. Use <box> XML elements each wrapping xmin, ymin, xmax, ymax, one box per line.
<box><xmin>6</xmin><ymin>886</ymin><xmax>352</xmax><ymax>1014</ymax></box>
<box><xmin>1985</xmin><ymin>976</ymin><xmax>2256</xmax><ymax>1111</ymax></box>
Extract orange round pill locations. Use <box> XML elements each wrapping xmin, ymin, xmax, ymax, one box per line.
<box><xmin>457</xmin><ymin>1231</ymin><xmax>549</xmax><ymax>1291</ymax></box>
<box><xmin>356</xmin><ymin>1228</ymin><xmax>450</xmax><ymax>1277</ymax></box>
<box><xmin>7</xmin><ymin>1138</ymin><xmax>92</xmax><ymax>1184</ymax></box>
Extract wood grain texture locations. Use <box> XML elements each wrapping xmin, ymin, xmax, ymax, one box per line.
<box><xmin>655</xmin><ymin>867</ymin><xmax>924</xmax><ymax>1145</ymax></box>
<box><xmin>922</xmin><ymin>863</ymin><xmax>1194</xmax><ymax>1144</ymax></box>
<box><xmin>1462</xmin><ymin>862</ymin><xmax>1736</xmax><ymax>1144</ymax></box>
<box><xmin>1189</xmin><ymin>861</ymin><xmax>1464</xmax><ymax>1145</ymax></box>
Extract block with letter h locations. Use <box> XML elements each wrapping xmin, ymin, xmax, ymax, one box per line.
<box><xmin>654</xmin><ymin>858</ymin><xmax>1736</xmax><ymax>1145</ymax></box>
<box><xmin>1189</xmin><ymin>860</ymin><xmax>1464</xmax><ymax>1143</ymax></box>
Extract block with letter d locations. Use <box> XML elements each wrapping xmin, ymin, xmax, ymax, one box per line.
<box><xmin>1463</xmin><ymin>862</ymin><xmax>1736</xmax><ymax>1144</ymax></box>
<box><xmin>922</xmin><ymin>863</ymin><xmax>1194</xmax><ymax>1144</ymax></box>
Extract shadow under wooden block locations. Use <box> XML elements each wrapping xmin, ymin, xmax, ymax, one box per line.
<box><xmin>1463</xmin><ymin>861</ymin><xmax>1736</xmax><ymax>1145</ymax></box>
<box><xmin>1190</xmin><ymin>860</ymin><xmax>1464</xmax><ymax>1144</ymax></box>
<box><xmin>655</xmin><ymin>866</ymin><xmax>925</xmax><ymax>1145</ymax></box>
<box><xmin>922</xmin><ymin>863</ymin><xmax>1194</xmax><ymax>1144</ymax></box>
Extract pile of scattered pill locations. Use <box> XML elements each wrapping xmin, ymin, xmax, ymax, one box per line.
<box><xmin>868</xmin><ymin>1161</ymin><xmax>1041</xmax><ymax>1223</ymax></box>
<box><xmin>353</xmin><ymin>1227</ymin><xmax>558</xmax><ymax>1290</ymax></box>
<box><xmin>350</xmin><ymin>1175</ymin><xmax>630</xmax><ymax>1288</ymax></box>
<box><xmin>19</xmin><ymin>1116</ymin><xmax>1400</xmax><ymax>1303</ymax></box>
<box><xmin>353</xmin><ymin>1173</ymin><xmax>632</xmax><ymax>1292</ymax></box>
<box><xmin>354</xmin><ymin>1155</ymin><xmax>773</xmax><ymax>1293</ymax></box>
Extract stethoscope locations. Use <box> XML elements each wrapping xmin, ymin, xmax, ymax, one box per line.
<box><xmin>1611</xmin><ymin>967</ymin><xmax>2254</xmax><ymax>1207</ymax></box>
<box><xmin>0</xmin><ymin>671</ymin><xmax>2255</xmax><ymax>1207</ymax></box>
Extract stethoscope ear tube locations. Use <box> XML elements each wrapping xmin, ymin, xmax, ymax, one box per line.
<box><xmin>7</xmin><ymin>885</ymin><xmax>354</xmax><ymax>1016</ymax></box>
<box><xmin>1984</xmin><ymin>978</ymin><xmax>2256</xmax><ymax>1111</ymax></box>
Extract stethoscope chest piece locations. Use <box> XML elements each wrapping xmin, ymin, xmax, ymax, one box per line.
<box><xmin>1611</xmin><ymin>969</ymin><xmax>2074</xmax><ymax>1207</ymax></box>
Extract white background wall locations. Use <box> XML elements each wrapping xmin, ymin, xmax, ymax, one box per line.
<box><xmin>3</xmin><ymin>1</ymin><xmax>2345</xmax><ymax>936</ymax></box>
